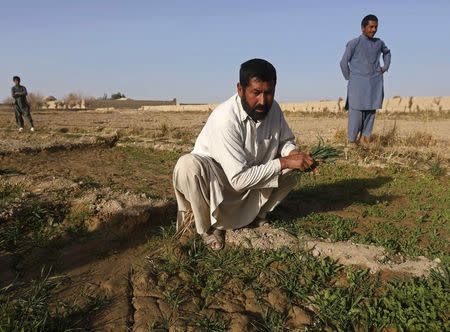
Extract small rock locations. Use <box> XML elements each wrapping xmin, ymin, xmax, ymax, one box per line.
<box><xmin>434</xmin><ymin>258</ymin><xmax>441</xmax><ymax>264</ymax></box>
<box><xmin>157</xmin><ymin>299</ymin><xmax>173</xmax><ymax>319</ymax></box>
<box><xmin>266</xmin><ymin>288</ymin><xmax>288</xmax><ymax>312</ymax></box>
<box><xmin>229</xmin><ymin>313</ymin><xmax>250</xmax><ymax>332</ymax></box>
<box><xmin>287</xmin><ymin>306</ymin><xmax>311</xmax><ymax>328</ymax></box>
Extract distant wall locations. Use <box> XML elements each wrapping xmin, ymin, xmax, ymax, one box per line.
<box><xmin>3</xmin><ymin>96</ymin><xmax>449</xmax><ymax>113</ymax></box>
<box><xmin>282</xmin><ymin>96</ymin><xmax>450</xmax><ymax>113</ymax></box>
<box><xmin>87</xmin><ymin>98</ymin><xmax>177</xmax><ymax>109</ymax></box>
<box><xmin>139</xmin><ymin>96</ymin><xmax>450</xmax><ymax>113</ymax></box>
<box><xmin>139</xmin><ymin>104</ymin><xmax>217</xmax><ymax>112</ymax></box>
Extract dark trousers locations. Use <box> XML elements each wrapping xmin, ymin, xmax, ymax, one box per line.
<box><xmin>347</xmin><ymin>109</ymin><xmax>376</xmax><ymax>142</ymax></box>
<box><xmin>14</xmin><ymin>105</ymin><xmax>34</xmax><ymax>128</ymax></box>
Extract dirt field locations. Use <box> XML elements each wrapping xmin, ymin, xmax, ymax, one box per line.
<box><xmin>1</xmin><ymin>108</ymin><xmax>449</xmax><ymax>331</ymax></box>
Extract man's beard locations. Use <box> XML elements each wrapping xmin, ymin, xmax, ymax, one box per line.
<box><xmin>241</xmin><ymin>95</ymin><xmax>271</xmax><ymax>121</ymax></box>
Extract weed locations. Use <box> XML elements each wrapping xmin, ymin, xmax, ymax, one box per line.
<box><xmin>65</xmin><ymin>209</ymin><xmax>92</xmax><ymax>237</ymax></box>
<box><xmin>0</xmin><ymin>183</ymin><xmax>22</xmax><ymax>210</ymax></box>
<box><xmin>163</xmin><ymin>287</ymin><xmax>186</xmax><ymax>309</ymax></box>
<box><xmin>428</xmin><ymin>160</ymin><xmax>446</xmax><ymax>177</ymax></box>
<box><xmin>147</xmin><ymin>317</ymin><xmax>172</xmax><ymax>330</ymax></box>
<box><xmin>371</xmin><ymin>123</ymin><xmax>398</xmax><ymax>147</ymax></box>
<box><xmin>252</xmin><ymin>308</ymin><xmax>289</xmax><ymax>332</ymax></box>
<box><xmin>333</xmin><ymin>128</ymin><xmax>347</xmax><ymax>144</ymax></box>
<box><xmin>403</xmin><ymin>131</ymin><xmax>434</xmax><ymax>146</ymax></box>
<box><xmin>278</xmin><ymin>213</ymin><xmax>357</xmax><ymax>241</ymax></box>
<box><xmin>73</xmin><ymin>175</ymin><xmax>101</xmax><ymax>189</ymax></box>
<box><xmin>191</xmin><ymin>313</ymin><xmax>229</xmax><ymax>332</ymax></box>
<box><xmin>155</xmin><ymin>123</ymin><xmax>169</xmax><ymax>138</ymax></box>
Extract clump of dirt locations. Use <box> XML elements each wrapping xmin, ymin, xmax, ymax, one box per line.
<box><xmin>72</xmin><ymin>188</ymin><xmax>174</xmax><ymax>233</ymax></box>
<box><xmin>304</xmin><ymin>239</ymin><xmax>440</xmax><ymax>277</ymax></box>
<box><xmin>227</xmin><ymin>224</ymin><xmax>440</xmax><ymax>277</ymax></box>
<box><xmin>0</xmin><ymin>133</ymin><xmax>118</xmax><ymax>155</ymax></box>
<box><xmin>226</xmin><ymin>224</ymin><xmax>300</xmax><ymax>251</ymax></box>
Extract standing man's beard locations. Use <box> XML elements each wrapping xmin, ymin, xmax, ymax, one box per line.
<box><xmin>241</xmin><ymin>95</ymin><xmax>271</xmax><ymax>121</ymax></box>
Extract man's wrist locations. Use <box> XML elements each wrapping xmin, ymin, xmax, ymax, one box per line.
<box><xmin>280</xmin><ymin>157</ymin><xmax>291</xmax><ymax>170</ymax></box>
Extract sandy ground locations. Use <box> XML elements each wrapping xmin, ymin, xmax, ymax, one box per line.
<box><xmin>0</xmin><ymin>110</ymin><xmax>450</xmax><ymax>158</ymax></box>
<box><xmin>1</xmin><ymin>108</ymin><xmax>450</xmax><ymax>145</ymax></box>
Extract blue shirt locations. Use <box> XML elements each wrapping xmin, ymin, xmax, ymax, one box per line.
<box><xmin>340</xmin><ymin>34</ymin><xmax>391</xmax><ymax>110</ymax></box>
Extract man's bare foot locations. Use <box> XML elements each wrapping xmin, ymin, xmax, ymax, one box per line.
<box><xmin>202</xmin><ymin>228</ymin><xmax>225</xmax><ymax>250</ymax></box>
<box><xmin>360</xmin><ymin>135</ymin><xmax>371</xmax><ymax>145</ymax></box>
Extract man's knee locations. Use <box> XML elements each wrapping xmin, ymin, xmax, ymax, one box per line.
<box><xmin>174</xmin><ymin>154</ymin><xmax>206</xmax><ymax>180</ymax></box>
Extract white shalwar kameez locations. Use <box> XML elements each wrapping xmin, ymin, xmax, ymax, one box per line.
<box><xmin>173</xmin><ymin>94</ymin><xmax>297</xmax><ymax>234</ymax></box>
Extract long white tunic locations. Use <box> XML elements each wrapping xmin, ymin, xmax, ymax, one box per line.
<box><xmin>191</xmin><ymin>93</ymin><xmax>296</xmax><ymax>229</ymax></box>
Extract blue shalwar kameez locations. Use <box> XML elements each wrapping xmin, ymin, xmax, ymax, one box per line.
<box><xmin>340</xmin><ymin>34</ymin><xmax>391</xmax><ymax>141</ymax></box>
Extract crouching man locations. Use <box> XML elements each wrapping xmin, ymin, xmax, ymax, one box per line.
<box><xmin>173</xmin><ymin>59</ymin><xmax>313</xmax><ymax>250</ymax></box>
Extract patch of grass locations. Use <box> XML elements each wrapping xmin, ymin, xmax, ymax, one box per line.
<box><xmin>190</xmin><ymin>313</ymin><xmax>230</xmax><ymax>332</ymax></box>
<box><xmin>172</xmin><ymin>127</ymin><xmax>195</xmax><ymax>141</ymax></box>
<box><xmin>371</xmin><ymin>123</ymin><xmax>398</xmax><ymax>147</ymax></box>
<box><xmin>428</xmin><ymin>160</ymin><xmax>446</xmax><ymax>177</ymax></box>
<box><xmin>144</xmin><ymin>236</ymin><xmax>449</xmax><ymax>331</ymax></box>
<box><xmin>365</xmin><ymin>267</ymin><xmax>450</xmax><ymax>331</ymax></box>
<box><xmin>117</xmin><ymin>146</ymin><xmax>180</xmax><ymax>174</ymax></box>
<box><xmin>157</xmin><ymin>224</ymin><xmax>177</xmax><ymax>240</ymax></box>
<box><xmin>253</xmin><ymin>308</ymin><xmax>289</xmax><ymax>331</ymax></box>
<box><xmin>302</xmin><ymin>213</ymin><xmax>357</xmax><ymax>241</ymax></box>
<box><xmin>310</xmin><ymin>266</ymin><xmax>450</xmax><ymax>331</ymax></box>
<box><xmin>274</xmin><ymin>252</ymin><xmax>341</xmax><ymax>305</ymax></box>
<box><xmin>0</xmin><ymin>183</ymin><xmax>23</xmax><ymax>210</ymax></box>
<box><xmin>73</xmin><ymin>175</ymin><xmax>101</xmax><ymax>189</ymax></box>
<box><xmin>273</xmin><ymin>162</ymin><xmax>449</xmax><ymax>260</ymax></box>
<box><xmin>147</xmin><ymin>317</ymin><xmax>172</xmax><ymax>331</ymax></box>
<box><xmin>134</xmin><ymin>185</ymin><xmax>162</xmax><ymax>199</ymax></box>
<box><xmin>333</xmin><ymin>128</ymin><xmax>347</xmax><ymax>144</ymax></box>
<box><xmin>0</xmin><ymin>268</ymin><xmax>108</xmax><ymax>331</ymax></box>
<box><xmin>403</xmin><ymin>131</ymin><xmax>435</xmax><ymax>146</ymax></box>
<box><xmin>65</xmin><ymin>209</ymin><xmax>93</xmax><ymax>237</ymax></box>
<box><xmin>0</xmin><ymin>197</ymin><xmax>68</xmax><ymax>252</ymax></box>
<box><xmin>163</xmin><ymin>286</ymin><xmax>186</xmax><ymax>309</ymax></box>
<box><xmin>155</xmin><ymin>123</ymin><xmax>169</xmax><ymax>138</ymax></box>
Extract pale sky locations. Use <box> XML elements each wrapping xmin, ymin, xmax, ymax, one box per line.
<box><xmin>1</xmin><ymin>0</ymin><xmax>449</xmax><ymax>103</ymax></box>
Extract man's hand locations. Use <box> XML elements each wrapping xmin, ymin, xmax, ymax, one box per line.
<box><xmin>280</xmin><ymin>152</ymin><xmax>314</xmax><ymax>171</ymax></box>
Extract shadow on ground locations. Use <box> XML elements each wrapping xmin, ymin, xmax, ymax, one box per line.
<box><xmin>273</xmin><ymin>176</ymin><xmax>393</xmax><ymax>222</ymax></box>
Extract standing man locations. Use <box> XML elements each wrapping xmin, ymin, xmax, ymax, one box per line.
<box><xmin>340</xmin><ymin>14</ymin><xmax>391</xmax><ymax>144</ymax></box>
<box><xmin>11</xmin><ymin>76</ymin><xmax>35</xmax><ymax>132</ymax></box>
<box><xmin>173</xmin><ymin>59</ymin><xmax>314</xmax><ymax>250</ymax></box>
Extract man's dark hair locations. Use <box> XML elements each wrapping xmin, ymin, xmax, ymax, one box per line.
<box><xmin>361</xmin><ymin>14</ymin><xmax>378</xmax><ymax>27</ymax></box>
<box><xmin>239</xmin><ymin>59</ymin><xmax>277</xmax><ymax>88</ymax></box>
<box><xmin>13</xmin><ymin>76</ymin><xmax>20</xmax><ymax>82</ymax></box>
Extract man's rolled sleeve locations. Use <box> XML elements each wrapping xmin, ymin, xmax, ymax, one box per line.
<box><xmin>280</xmin><ymin>141</ymin><xmax>297</xmax><ymax>157</ymax></box>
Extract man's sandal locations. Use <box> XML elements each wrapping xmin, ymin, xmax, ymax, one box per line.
<box><xmin>202</xmin><ymin>228</ymin><xmax>225</xmax><ymax>251</ymax></box>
